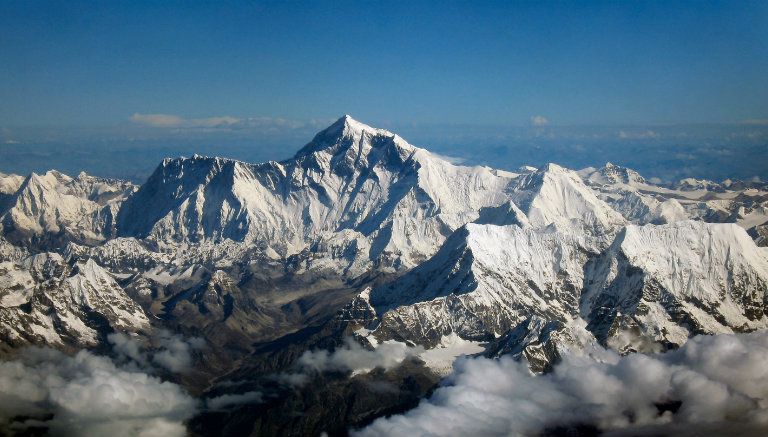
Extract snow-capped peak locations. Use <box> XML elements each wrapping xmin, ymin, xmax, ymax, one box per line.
<box><xmin>510</xmin><ymin>163</ymin><xmax>626</xmax><ymax>233</ymax></box>
<box><xmin>294</xmin><ymin>115</ymin><xmax>414</xmax><ymax>159</ymax></box>
<box><xmin>583</xmin><ymin>162</ymin><xmax>647</xmax><ymax>186</ymax></box>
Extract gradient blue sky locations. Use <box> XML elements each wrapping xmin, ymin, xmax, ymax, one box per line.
<box><xmin>2</xmin><ymin>0</ymin><xmax>767</xmax><ymax>128</ymax></box>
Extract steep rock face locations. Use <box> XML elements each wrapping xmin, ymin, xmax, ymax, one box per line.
<box><xmin>65</xmin><ymin>237</ymin><xmax>168</xmax><ymax>272</ymax></box>
<box><xmin>0</xmin><ymin>171</ymin><xmax>135</xmax><ymax>248</ymax></box>
<box><xmin>585</xmin><ymin>162</ymin><xmax>648</xmax><ymax>186</ymax></box>
<box><xmin>366</xmin><ymin>223</ymin><xmax>593</xmax><ymax>347</ymax></box>
<box><xmin>0</xmin><ymin>236</ymin><xmax>28</xmax><ymax>263</ymax></box>
<box><xmin>482</xmin><ymin>316</ymin><xmax>596</xmax><ymax>373</ymax></box>
<box><xmin>0</xmin><ymin>254</ymin><xmax>149</xmax><ymax>348</ymax></box>
<box><xmin>750</xmin><ymin>223</ymin><xmax>768</xmax><ymax>247</ymax></box>
<box><xmin>0</xmin><ymin>172</ymin><xmax>24</xmax><ymax>213</ymax></box>
<box><xmin>582</xmin><ymin>221</ymin><xmax>768</xmax><ymax>348</ymax></box>
<box><xmin>117</xmin><ymin>116</ymin><xmax>517</xmax><ymax>267</ymax></box>
<box><xmin>360</xmin><ymin>219</ymin><xmax>768</xmax><ymax>359</ymax></box>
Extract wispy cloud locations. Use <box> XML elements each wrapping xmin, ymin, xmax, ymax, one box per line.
<box><xmin>190</xmin><ymin>116</ymin><xmax>241</xmax><ymax>128</ymax></box>
<box><xmin>129</xmin><ymin>113</ymin><xmax>334</xmax><ymax>132</ymax></box>
<box><xmin>130</xmin><ymin>113</ymin><xmax>241</xmax><ymax>128</ymax></box>
<box><xmin>274</xmin><ymin>338</ymin><xmax>421</xmax><ymax>387</ymax></box>
<box><xmin>130</xmin><ymin>113</ymin><xmax>187</xmax><ymax>127</ymax></box>
<box><xmin>618</xmin><ymin>129</ymin><xmax>660</xmax><ymax>139</ymax></box>
<box><xmin>530</xmin><ymin>115</ymin><xmax>549</xmax><ymax>126</ymax></box>
<box><xmin>206</xmin><ymin>391</ymin><xmax>264</xmax><ymax>410</ymax></box>
<box><xmin>740</xmin><ymin>119</ymin><xmax>768</xmax><ymax>126</ymax></box>
<box><xmin>109</xmin><ymin>330</ymin><xmax>205</xmax><ymax>373</ymax></box>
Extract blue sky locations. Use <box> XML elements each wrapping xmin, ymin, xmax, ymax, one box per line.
<box><xmin>1</xmin><ymin>0</ymin><xmax>767</xmax><ymax>127</ymax></box>
<box><xmin>0</xmin><ymin>1</ymin><xmax>766</xmax><ymax>182</ymax></box>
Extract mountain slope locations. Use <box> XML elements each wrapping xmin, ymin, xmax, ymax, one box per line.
<box><xmin>0</xmin><ymin>253</ymin><xmax>149</xmax><ymax>348</ymax></box>
<box><xmin>583</xmin><ymin>220</ymin><xmax>768</xmax><ymax>349</ymax></box>
<box><xmin>116</xmin><ymin>116</ymin><xmax>518</xmax><ymax>268</ymax></box>
<box><xmin>356</xmin><ymin>219</ymin><xmax>768</xmax><ymax>357</ymax></box>
<box><xmin>510</xmin><ymin>163</ymin><xmax>626</xmax><ymax>233</ymax></box>
<box><xmin>362</xmin><ymin>223</ymin><xmax>594</xmax><ymax>347</ymax></box>
<box><xmin>0</xmin><ymin>171</ymin><xmax>135</xmax><ymax>249</ymax></box>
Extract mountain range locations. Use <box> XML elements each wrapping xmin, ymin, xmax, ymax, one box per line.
<box><xmin>1</xmin><ymin>116</ymin><xmax>767</xmax><ymax>435</ymax></box>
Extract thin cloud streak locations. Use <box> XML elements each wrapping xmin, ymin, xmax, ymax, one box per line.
<box><xmin>129</xmin><ymin>113</ymin><xmax>336</xmax><ymax>131</ymax></box>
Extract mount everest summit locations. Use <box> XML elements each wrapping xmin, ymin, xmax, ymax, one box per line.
<box><xmin>1</xmin><ymin>116</ymin><xmax>767</xmax><ymax>435</ymax></box>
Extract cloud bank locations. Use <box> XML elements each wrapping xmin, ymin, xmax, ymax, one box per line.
<box><xmin>206</xmin><ymin>391</ymin><xmax>264</xmax><ymax>410</ymax></box>
<box><xmin>356</xmin><ymin>331</ymin><xmax>768</xmax><ymax>437</ymax></box>
<box><xmin>130</xmin><ymin>113</ymin><xmax>334</xmax><ymax>132</ymax></box>
<box><xmin>297</xmin><ymin>338</ymin><xmax>418</xmax><ymax>375</ymax></box>
<box><xmin>130</xmin><ymin>113</ymin><xmax>187</xmax><ymax>127</ymax></box>
<box><xmin>0</xmin><ymin>348</ymin><xmax>197</xmax><ymax>437</ymax></box>
<box><xmin>150</xmin><ymin>330</ymin><xmax>206</xmax><ymax>373</ymax></box>
<box><xmin>109</xmin><ymin>330</ymin><xmax>204</xmax><ymax>373</ymax></box>
<box><xmin>273</xmin><ymin>338</ymin><xmax>421</xmax><ymax>387</ymax></box>
<box><xmin>130</xmin><ymin>113</ymin><xmax>240</xmax><ymax>128</ymax></box>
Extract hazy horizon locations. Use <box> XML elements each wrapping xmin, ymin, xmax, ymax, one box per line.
<box><xmin>2</xmin><ymin>1</ymin><xmax>767</xmax><ymax>182</ymax></box>
<box><xmin>2</xmin><ymin>116</ymin><xmax>766</xmax><ymax>184</ymax></box>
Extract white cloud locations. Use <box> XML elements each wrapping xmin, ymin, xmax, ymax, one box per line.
<box><xmin>206</xmin><ymin>391</ymin><xmax>263</xmax><ymax>410</ymax></box>
<box><xmin>190</xmin><ymin>116</ymin><xmax>241</xmax><ymax>128</ymax></box>
<box><xmin>130</xmin><ymin>113</ymin><xmax>242</xmax><ymax>129</ymax></box>
<box><xmin>108</xmin><ymin>331</ymin><xmax>204</xmax><ymax>373</ymax></box>
<box><xmin>356</xmin><ymin>331</ymin><xmax>768</xmax><ymax>437</ymax></box>
<box><xmin>618</xmin><ymin>129</ymin><xmax>660</xmax><ymax>139</ymax></box>
<box><xmin>130</xmin><ymin>113</ymin><xmax>186</xmax><ymax>127</ymax></box>
<box><xmin>109</xmin><ymin>332</ymin><xmax>149</xmax><ymax>366</ymax></box>
<box><xmin>151</xmin><ymin>330</ymin><xmax>205</xmax><ymax>373</ymax></box>
<box><xmin>129</xmin><ymin>113</ymin><xmax>326</xmax><ymax>132</ymax></box>
<box><xmin>276</xmin><ymin>338</ymin><xmax>421</xmax><ymax>386</ymax></box>
<box><xmin>740</xmin><ymin>119</ymin><xmax>768</xmax><ymax>126</ymax></box>
<box><xmin>297</xmin><ymin>338</ymin><xmax>418</xmax><ymax>375</ymax></box>
<box><xmin>530</xmin><ymin>115</ymin><xmax>549</xmax><ymax>126</ymax></box>
<box><xmin>0</xmin><ymin>347</ymin><xmax>197</xmax><ymax>437</ymax></box>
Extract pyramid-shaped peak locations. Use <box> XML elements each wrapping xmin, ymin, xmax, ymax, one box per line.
<box><xmin>325</xmin><ymin>115</ymin><xmax>395</xmax><ymax>138</ymax></box>
<box><xmin>24</xmin><ymin>170</ymin><xmax>69</xmax><ymax>189</ymax></box>
<box><xmin>540</xmin><ymin>162</ymin><xmax>569</xmax><ymax>174</ymax></box>
<box><xmin>594</xmin><ymin>162</ymin><xmax>646</xmax><ymax>185</ymax></box>
<box><xmin>295</xmin><ymin>115</ymin><xmax>413</xmax><ymax>158</ymax></box>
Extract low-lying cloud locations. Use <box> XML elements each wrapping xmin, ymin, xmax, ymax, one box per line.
<box><xmin>297</xmin><ymin>338</ymin><xmax>418</xmax><ymax>374</ymax></box>
<box><xmin>109</xmin><ymin>330</ymin><xmax>204</xmax><ymax>373</ymax></box>
<box><xmin>0</xmin><ymin>347</ymin><xmax>197</xmax><ymax>437</ymax></box>
<box><xmin>206</xmin><ymin>391</ymin><xmax>264</xmax><ymax>410</ymax></box>
<box><xmin>356</xmin><ymin>331</ymin><xmax>768</xmax><ymax>436</ymax></box>
<box><xmin>276</xmin><ymin>338</ymin><xmax>421</xmax><ymax>386</ymax></box>
<box><xmin>151</xmin><ymin>330</ymin><xmax>206</xmax><ymax>373</ymax></box>
<box><xmin>530</xmin><ymin>115</ymin><xmax>549</xmax><ymax>126</ymax></box>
